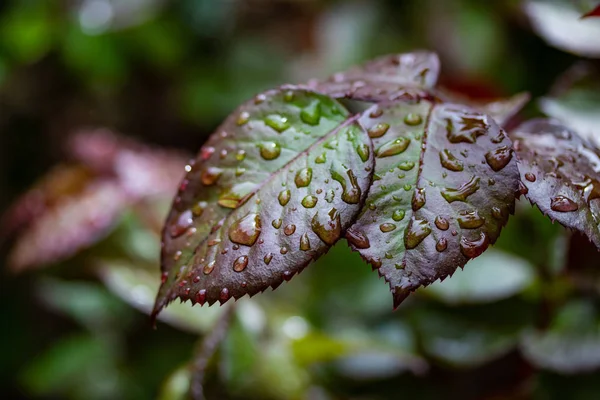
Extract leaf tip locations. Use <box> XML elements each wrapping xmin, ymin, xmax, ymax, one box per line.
<box><xmin>392</xmin><ymin>287</ymin><xmax>411</xmax><ymax>309</ymax></box>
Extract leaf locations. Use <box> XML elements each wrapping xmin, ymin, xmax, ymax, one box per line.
<box><xmin>307</xmin><ymin>52</ymin><xmax>441</xmax><ymax>102</ymax></box>
<box><xmin>511</xmin><ymin>119</ymin><xmax>600</xmax><ymax>248</ymax></box>
<box><xmin>424</xmin><ymin>248</ymin><xmax>536</xmax><ymax>304</ymax></box>
<box><xmin>582</xmin><ymin>4</ymin><xmax>600</xmax><ymax>18</ymax></box>
<box><xmin>524</xmin><ymin>0</ymin><xmax>600</xmax><ymax>57</ymax></box>
<box><xmin>346</xmin><ymin>102</ymin><xmax>519</xmax><ymax>307</ymax></box>
<box><xmin>154</xmin><ymin>88</ymin><xmax>374</xmax><ymax>315</ymax></box>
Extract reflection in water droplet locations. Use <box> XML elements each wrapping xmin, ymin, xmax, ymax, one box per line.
<box><xmin>233</xmin><ymin>255</ymin><xmax>249</xmax><ymax>272</ymax></box>
<box><xmin>405</xmin><ymin>218</ymin><xmax>432</xmax><ymax>249</ymax></box>
<box><xmin>404</xmin><ymin>113</ymin><xmax>422</xmax><ymax>126</ymax></box>
<box><xmin>357</xmin><ymin>144</ymin><xmax>370</xmax><ymax>162</ymax></box>
<box><xmin>457</xmin><ymin>210</ymin><xmax>485</xmax><ymax>229</ymax></box>
<box><xmin>301</xmin><ymin>101</ymin><xmax>321</xmax><ymax>125</ymax></box>
<box><xmin>331</xmin><ymin>168</ymin><xmax>362</xmax><ymax>204</ymax></box>
<box><xmin>237</xmin><ymin>111</ymin><xmax>250</xmax><ymax>125</ymax></box>
<box><xmin>301</xmin><ymin>195</ymin><xmax>318</xmax><ymax>208</ymax></box>
<box><xmin>203</xmin><ymin>261</ymin><xmax>216</xmax><ymax>275</ymax></box>
<box><xmin>311</xmin><ymin>208</ymin><xmax>341</xmax><ymax>245</ymax></box>
<box><xmin>171</xmin><ymin>210</ymin><xmax>193</xmax><ymax>238</ymax></box>
<box><xmin>228</xmin><ymin>213</ymin><xmax>262</xmax><ymax>246</ymax></box>
<box><xmin>550</xmin><ymin>196</ymin><xmax>579</xmax><ymax>212</ymax></box>
<box><xmin>264</xmin><ymin>253</ymin><xmax>273</xmax><ymax>264</ymax></box>
<box><xmin>368</xmin><ymin>123</ymin><xmax>390</xmax><ymax>138</ymax></box>
<box><xmin>295</xmin><ymin>168</ymin><xmax>313</xmax><ymax>187</ymax></box>
<box><xmin>460</xmin><ymin>232</ymin><xmax>489</xmax><ymax>258</ymax></box>
<box><xmin>376</xmin><ymin>138</ymin><xmax>410</xmax><ymax>157</ymax></box>
<box><xmin>265</xmin><ymin>114</ymin><xmax>290</xmax><ymax>132</ymax></box>
<box><xmin>201</xmin><ymin>167</ymin><xmax>223</xmax><ymax>186</ymax></box>
<box><xmin>346</xmin><ymin>227</ymin><xmax>370</xmax><ymax>249</ymax></box>
<box><xmin>380</xmin><ymin>223</ymin><xmax>396</xmax><ymax>232</ymax></box>
<box><xmin>441</xmin><ymin>176</ymin><xmax>480</xmax><ymax>202</ymax></box>
<box><xmin>491</xmin><ymin>207</ymin><xmax>503</xmax><ymax>220</ymax></box>
<box><xmin>392</xmin><ymin>209</ymin><xmax>405</xmax><ymax>221</ymax></box>
<box><xmin>278</xmin><ymin>189</ymin><xmax>291</xmax><ymax>206</ymax></box>
<box><xmin>485</xmin><ymin>146</ymin><xmax>513</xmax><ymax>172</ymax></box>
<box><xmin>300</xmin><ymin>233</ymin><xmax>311</xmax><ymax>251</ymax></box>
<box><xmin>412</xmin><ymin>188</ymin><xmax>426</xmax><ymax>211</ymax></box>
<box><xmin>435</xmin><ymin>216</ymin><xmax>449</xmax><ymax>230</ymax></box>
<box><xmin>284</xmin><ymin>224</ymin><xmax>296</xmax><ymax>236</ymax></box>
<box><xmin>259</xmin><ymin>142</ymin><xmax>281</xmax><ymax>160</ymax></box>
<box><xmin>439</xmin><ymin>149</ymin><xmax>464</xmax><ymax>172</ymax></box>
<box><xmin>525</xmin><ymin>172</ymin><xmax>536</xmax><ymax>182</ymax></box>
<box><xmin>436</xmin><ymin>238</ymin><xmax>448</xmax><ymax>252</ymax></box>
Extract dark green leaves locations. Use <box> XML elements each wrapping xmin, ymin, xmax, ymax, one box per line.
<box><xmin>154</xmin><ymin>88</ymin><xmax>374</xmax><ymax>315</ymax></box>
<box><xmin>346</xmin><ymin>102</ymin><xmax>519</xmax><ymax>306</ymax></box>
<box><xmin>512</xmin><ymin>119</ymin><xmax>600</xmax><ymax>247</ymax></box>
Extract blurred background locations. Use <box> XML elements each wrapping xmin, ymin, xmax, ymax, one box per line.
<box><xmin>1</xmin><ymin>0</ymin><xmax>600</xmax><ymax>399</ymax></box>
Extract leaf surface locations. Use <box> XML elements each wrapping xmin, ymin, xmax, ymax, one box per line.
<box><xmin>512</xmin><ymin>119</ymin><xmax>600</xmax><ymax>248</ymax></box>
<box><xmin>154</xmin><ymin>88</ymin><xmax>374</xmax><ymax>315</ymax></box>
<box><xmin>346</xmin><ymin>101</ymin><xmax>519</xmax><ymax>307</ymax></box>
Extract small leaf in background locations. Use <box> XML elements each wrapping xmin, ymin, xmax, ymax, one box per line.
<box><xmin>424</xmin><ymin>249</ymin><xmax>535</xmax><ymax>304</ymax></box>
<box><xmin>582</xmin><ymin>4</ymin><xmax>600</xmax><ymax>18</ymax></box>
<box><xmin>349</xmin><ymin>102</ymin><xmax>519</xmax><ymax>307</ymax></box>
<box><xmin>155</xmin><ymin>88</ymin><xmax>374</xmax><ymax>312</ymax></box>
<box><xmin>521</xmin><ymin>300</ymin><xmax>600</xmax><ymax>373</ymax></box>
<box><xmin>539</xmin><ymin>63</ymin><xmax>600</xmax><ymax>146</ymax></box>
<box><xmin>512</xmin><ymin>119</ymin><xmax>600</xmax><ymax>248</ymax></box>
<box><xmin>524</xmin><ymin>0</ymin><xmax>600</xmax><ymax>57</ymax></box>
<box><xmin>308</xmin><ymin>51</ymin><xmax>441</xmax><ymax>102</ymax></box>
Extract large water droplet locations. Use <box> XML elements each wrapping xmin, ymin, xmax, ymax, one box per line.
<box><xmin>203</xmin><ymin>260</ymin><xmax>216</xmax><ymax>275</ymax></box>
<box><xmin>550</xmin><ymin>196</ymin><xmax>579</xmax><ymax>212</ymax></box>
<box><xmin>259</xmin><ymin>142</ymin><xmax>281</xmax><ymax>160</ymax></box>
<box><xmin>460</xmin><ymin>232</ymin><xmax>489</xmax><ymax>258</ymax></box>
<box><xmin>295</xmin><ymin>168</ymin><xmax>313</xmax><ymax>187</ymax></box>
<box><xmin>485</xmin><ymin>146</ymin><xmax>513</xmax><ymax>172</ymax></box>
<box><xmin>265</xmin><ymin>114</ymin><xmax>290</xmax><ymax>132</ymax></box>
<box><xmin>392</xmin><ymin>209</ymin><xmax>405</xmax><ymax>221</ymax></box>
<box><xmin>300</xmin><ymin>233</ymin><xmax>311</xmax><ymax>251</ymax></box>
<box><xmin>436</xmin><ymin>238</ymin><xmax>448</xmax><ymax>252</ymax></box>
<box><xmin>376</xmin><ymin>138</ymin><xmax>410</xmax><ymax>158</ymax></box>
<box><xmin>284</xmin><ymin>224</ymin><xmax>296</xmax><ymax>236</ymax></box>
<box><xmin>441</xmin><ymin>176</ymin><xmax>480</xmax><ymax>202</ymax></box>
<box><xmin>201</xmin><ymin>167</ymin><xmax>222</xmax><ymax>186</ymax></box>
<box><xmin>457</xmin><ymin>210</ymin><xmax>485</xmax><ymax>229</ymax></box>
<box><xmin>439</xmin><ymin>149</ymin><xmax>464</xmax><ymax>172</ymax></box>
<box><xmin>346</xmin><ymin>227</ymin><xmax>370</xmax><ymax>249</ymax></box>
<box><xmin>170</xmin><ymin>210</ymin><xmax>193</xmax><ymax>238</ymax></box>
<box><xmin>233</xmin><ymin>255</ymin><xmax>248</xmax><ymax>272</ymax></box>
<box><xmin>435</xmin><ymin>216</ymin><xmax>449</xmax><ymax>230</ymax></box>
<box><xmin>301</xmin><ymin>195</ymin><xmax>318</xmax><ymax>208</ymax></box>
<box><xmin>331</xmin><ymin>168</ymin><xmax>362</xmax><ymax>204</ymax></box>
<box><xmin>446</xmin><ymin>115</ymin><xmax>487</xmax><ymax>143</ymax></box>
<box><xmin>404</xmin><ymin>218</ymin><xmax>432</xmax><ymax>249</ymax></box>
<box><xmin>301</xmin><ymin>101</ymin><xmax>321</xmax><ymax>125</ymax></box>
<box><xmin>411</xmin><ymin>188</ymin><xmax>426</xmax><ymax>211</ymax></box>
<box><xmin>357</xmin><ymin>144</ymin><xmax>370</xmax><ymax>162</ymax></box>
<box><xmin>278</xmin><ymin>189</ymin><xmax>291</xmax><ymax>206</ymax></box>
<box><xmin>311</xmin><ymin>208</ymin><xmax>341</xmax><ymax>245</ymax></box>
<box><xmin>380</xmin><ymin>223</ymin><xmax>396</xmax><ymax>232</ymax></box>
<box><xmin>228</xmin><ymin>213</ymin><xmax>262</xmax><ymax>246</ymax></box>
<box><xmin>368</xmin><ymin>123</ymin><xmax>390</xmax><ymax>138</ymax></box>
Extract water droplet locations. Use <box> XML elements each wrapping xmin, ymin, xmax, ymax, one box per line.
<box><xmin>283</xmin><ymin>271</ymin><xmax>292</xmax><ymax>281</ymax></box>
<box><xmin>380</xmin><ymin>223</ymin><xmax>396</xmax><ymax>232</ymax></box>
<box><xmin>411</xmin><ymin>188</ymin><xmax>426</xmax><ymax>211</ymax></box>
<box><xmin>436</xmin><ymin>238</ymin><xmax>448</xmax><ymax>252</ymax></box>
<box><xmin>264</xmin><ymin>253</ymin><xmax>273</xmax><ymax>264</ymax></box>
<box><xmin>300</xmin><ymin>233</ymin><xmax>311</xmax><ymax>251</ymax></box>
<box><xmin>254</xmin><ymin>94</ymin><xmax>266</xmax><ymax>104</ymax></box>
<box><xmin>325</xmin><ymin>189</ymin><xmax>335</xmax><ymax>203</ymax></box>
<box><xmin>301</xmin><ymin>101</ymin><xmax>321</xmax><ymax>125</ymax></box>
<box><xmin>460</xmin><ymin>232</ymin><xmax>489</xmax><ymax>258</ymax></box>
<box><xmin>259</xmin><ymin>141</ymin><xmax>281</xmax><ymax>160</ymax></box>
<box><xmin>201</xmin><ymin>146</ymin><xmax>215</xmax><ymax>160</ymax></box>
<box><xmin>457</xmin><ymin>210</ymin><xmax>485</xmax><ymax>229</ymax></box>
<box><xmin>404</xmin><ymin>184</ymin><xmax>412</xmax><ymax>191</ymax></box>
<box><xmin>331</xmin><ymin>168</ymin><xmax>362</xmax><ymax>204</ymax></box>
<box><xmin>439</xmin><ymin>149</ymin><xmax>464</xmax><ymax>172</ymax></box>
<box><xmin>207</xmin><ymin>239</ymin><xmax>221</xmax><ymax>247</ymax></box>
<box><xmin>485</xmin><ymin>146</ymin><xmax>513</xmax><ymax>172</ymax></box>
<box><xmin>404</xmin><ymin>113</ymin><xmax>422</xmax><ymax>126</ymax></box>
<box><xmin>236</xmin><ymin>150</ymin><xmax>246</xmax><ymax>161</ymax></box>
<box><xmin>357</xmin><ymin>143</ymin><xmax>370</xmax><ymax>162</ymax></box>
<box><xmin>324</xmin><ymin>140</ymin><xmax>338</xmax><ymax>149</ymax></box>
<box><xmin>441</xmin><ymin>176</ymin><xmax>480</xmax><ymax>203</ymax></box>
<box><xmin>369</xmin><ymin>108</ymin><xmax>383</xmax><ymax>118</ymax></box>
<box><xmin>525</xmin><ymin>172</ymin><xmax>536</xmax><ymax>182</ymax></box>
<box><xmin>346</xmin><ymin>227</ymin><xmax>370</xmax><ymax>249</ymax></box>
<box><xmin>446</xmin><ymin>115</ymin><xmax>487</xmax><ymax>143</ymax></box>
<box><xmin>311</xmin><ymin>208</ymin><xmax>341</xmax><ymax>245</ymax></box>
<box><xmin>170</xmin><ymin>210</ymin><xmax>193</xmax><ymax>238</ymax></box>
<box><xmin>192</xmin><ymin>201</ymin><xmax>207</xmax><ymax>217</ymax></box>
<box><xmin>192</xmin><ymin>275</ymin><xmax>200</xmax><ymax>283</ymax></box>
<box><xmin>228</xmin><ymin>213</ymin><xmax>262</xmax><ymax>246</ymax></box>
<box><xmin>550</xmin><ymin>196</ymin><xmax>579</xmax><ymax>212</ymax></box>
<box><xmin>368</xmin><ymin>202</ymin><xmax>376</xmax><ymax>210</ymax></box>
<box><xmin>284</xmin><ymin>91</ymin><xmax>294</xmax><ymax>102</ymax></box>
<box><xmin>392</xmin><ymin>209</ymin><xmax>405</xmax><ymax>221</ymax></box>
<box><xmin>315</xmin><ymin>153</ymin><xmax>327</xmax><ymax>164</ymax></box>
<box><xmin>219</xmin><ymin>288</ymin><xmax>230</xmax><ymax>303</ymax></box>
<box><xmin>278</xmin><ymin>189</ymin><xmax>291</xmax><ymax>206</ymax></box>
<box><xmin>368</xmin><ymin>123</ymin><xmax>390</xmax><ymax>138</ymax></box>
<box><xmin>173</xmin><ymin>251</ymin><xmax>182</xmax><ymax>261</ymax></box>
<box><xmin>203</xmin><ymin>261</ymin><xmax>216</xmax><ymax>275</ymax></box>
<box><xmin>376</xmin><ymin>138</ymin><xmax>410</xmax><ymax>157</ymax></box>
<box><xmin>404</xmin><ymin>218</ymin><xmax>432</xmax><ymax>249</ymax></box>
<box><xmin>265</xmin><ymin>114</ymin><xmax>290</xmax><ymax>132</ymax></box>
<box><xmin>284</xmin><ymin>224</ymin><xmax>296</xmax><ymax>236</ymax></box>
<box><xmin>371</xmin><ymin>257</ymin><xmax>382</xmax><ymax>268</ymax></box>
<box><xmin>237</xmin><ymin>111</ymin><xmax>250</xmax><ymax>125</ymax></box>
<box><xmin>398</xmin><ymin>161</ymin><xmax>415</xmax><ymax>171</ymax></box>
<box><xmin>272</xmin><ymin>218</ymin><xmax>282</xmax><ymax>229</ymax></box>
<box><xmin>301</xmin><ymin>195</ymin><xmax>318</xmax><ymax>208</ymax></box>
<box><xmin>435</xmin><ymin>216</ymin><xmax>449</xmax><ymax>230</ymax></box>
<box><xmin>280</xmin><ymin>246</ymin><xmax>288</xmax><ymax>254</ymax></box>
<box><xmin>201</xmin><ymin>167</ymin><xmax>222</xmax><ymax>186</ymax></box>
<box><xmin>196</xmin><ymin>289</ymin><xmax>207</xmax><ymax>305</ymax></box>
<box><xmin>491</xmin><ymin>207</ymin><xmax>503</xmax><ymax>220</ymax></box>
<box><xmin>220</xmin><ymin>149</ymin><xmax>228</xmax><ymax>159</ymax></box>
<box><xmin>295</xmin><ymin>168</ymin><xmax>313</xmax><ymax>187</ymax></box>
<box><xmin>233</xmin><ymin>255</ymin><xmax>248</xmax><ymax>272</ymax></box>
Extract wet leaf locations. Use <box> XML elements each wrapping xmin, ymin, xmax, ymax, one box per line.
<box><xmin>512</xmin><ymin>119</ymin><xmax>600</xmax><ymax>248</ymax></box>
<box><xmin>307</xmin><ymin>51</ymin><xmax>441</xmax><ymax>102</ymax></box>
<box><xmin>347</xmin><ymin>102</ymin><xmax>519</xmax><ymax>307</ymax></box>
<box><xmin>154</xmin><ymin>88</ymin><xmax>374</xmax><ymax>315</ymax></box>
